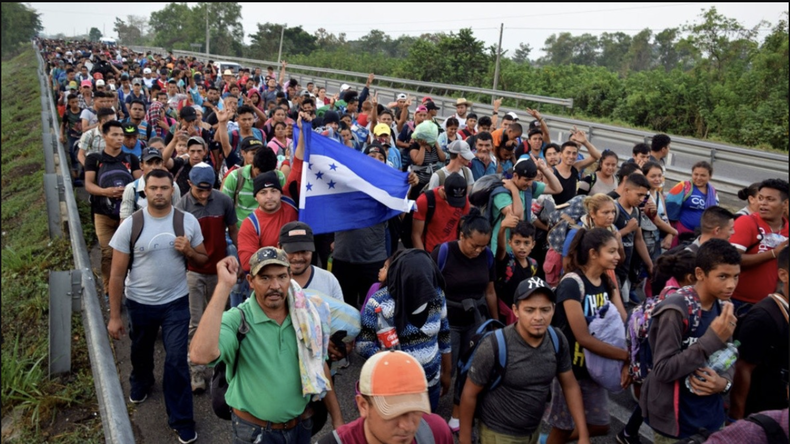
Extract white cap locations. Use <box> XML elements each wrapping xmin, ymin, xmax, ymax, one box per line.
<box><xmin>96</xmin><ymin>79</ymin><xmax>106</xmax><ymax>87</ymax></box>
<box><xmin>506</xmin><ymin>111</ymin><xmax>519</xmax><ymax>121</ymax></box>
<box><xmin>396</xmin><ymin>93</ymin><xmax>407</xmax><ymax>101</ymax></box>
<box><xmin>143</xmin><ymin>67</ymin><xmax>152</xmax><ymax>74</ymax></box>
<box><xmin>340</xmin><ymin>83</ymin><xmax>350</xmax><ymax>91</ymax></box>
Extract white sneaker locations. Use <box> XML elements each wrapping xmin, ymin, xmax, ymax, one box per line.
<box><xmin>447</xmin><ymin>417</ymin><xmax>460</xmax><ymax>432</ymax></box>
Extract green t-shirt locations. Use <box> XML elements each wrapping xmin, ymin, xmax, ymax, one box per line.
<box><xmin>490</xmin><ymin>181</ymin><xmax>546</xmax><ymax>255</ymax></box>
<box><xmin>221</xmin><ymin>165</ymin><xmax>287</xmax><ymax>227</ymax></box>
<box><xmin>210</xmin><ymin>295</ymin><xmax>309</xmax><ymax>422</ymax></box>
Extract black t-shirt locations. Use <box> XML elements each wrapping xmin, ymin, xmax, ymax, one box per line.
<box><xmin>612</xmin><ymin>201</ymin><xmax>640</xmax><ymax>282</ymax></box>
<box><xmin>736</xmin><ymin>295</ymin><xmax>789</xmax><ymax>415</ymax></box>
<box><xmin>552</xmin><ymin>166</ymin><xmax>579</xmax><ymax>206</ymax></box>
<box><xmin>431</xmin><ymin>241</ymin><xmax>496</xmax><ymax>327</ymax></box>
<box><xmin>495</xmin><ymin>253</ymin><xmax>537</xmax><ymax>307</ymax></box>
<box><xmin>85</xmin><ymin>150</ymin><xmax>141</xmax><ymax>218</ymax></box>
<box><xmin>552</xmin><ymin>272</ymin><xmax>611</xmax><ymax>380</ymax></box>
<box><xmin>170</xmin><ymin>157</ymin><xmax>194</xmax><ymax>197</ymax></box>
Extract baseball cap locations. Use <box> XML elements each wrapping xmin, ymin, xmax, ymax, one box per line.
<box><xmin>528</xmin><ymin>120</ymin><xmax>541</xmax><ymax>131</ymax></box>
<box><xmin>278</xmin><ymin>221</ymin><xmax>315</xmax><ymax>253</ymax></box>
<box><xmin>143</xmin><ymin>67</ymin><xmax>152</xmax><ymax>74</ymax></box>
<box><xmin>396</xmin><ymin>93</ymin><xmax>407</xmax><ymax>101</ymax></box>
<box><xmin>241</xmin><ymin>137</ymin><xmax>264</xmax><ymax>152</ymax></box>
<box><xmin>444</xmin><ymin>173</ymin><xmax>468</xmax><ymax>208</ymax></box>
<box><xmin>359</xmin><ymin>351</ymin><xmax>431</xmax><ymax>420</ymax></box>
<box><xmin>80</xmin><ymin>80</ymin><xmax>92</xmax><ymax>88</ymax></box>
<box><xmin>506</xmin><ymin>111</ymin><xmax>519</xmax><ymax>121</ymax></box>
<box><xmin>514</xmin><ymin>277</ymin><xmax>556</xmax><ymax>303</ymax></box>
<box><xmin>415</xmin><ymin>105</ymin><xmax>428</xmax><ymax>114</ymax></box>
<box><xmin>364</xmin><ymin>142</ymin><xmax>387</xmax><ymax>157</ymax></box>
<box><xmin>188</xmin><ymin>162</ymin><xmax>215</xmax><ymax>190</ymax></box>
<box><xmin>253</xmin><ymin>170</ymin><xmax>283</xmax><ymax>196</ymax></box>
<box><xmin>373</xmin><ymin>123</ymin><xmax>391</xmax><ymax>137</ymax></box>
<box><xmin>95</xmin><ymin>79</ymin><xmax>105</xmax><ymax>87</ymax></box>
<box><xmin>514</xmin><ymin>158</ymin><xmax>538</xmax><ymax>179</ymax></box>
<box><xmin>249</xmin><ymin>247</ymin><xmax>290</xmax><ymax>277</ymax></box>
<box><xmin>447</xmin><ymin>140</ymin><xmax>474</xmax><ymax>161</ymax></box>
<box><xmin>68</xmin><ymin>80</ymin><xmax>78</xmax><ymax>90</ymax></box>
<box><xmin>122</xmin><ymin>123</ymin><xmax>138</xmax><ymax>136</ymax></box>
<box><xmin>187</xmin><ymin>136</ymin><xmax>207</xmax><ymax>149</ymax></box>
<box><xmin>424</xmin><ymin>101</ymin><xmax>440</xmax><ymax>111</ymax></box>
<box><xmin>323</xmin><ymin>111</ymin><xmax>340</xmax><ymax>125</ymax></box>
<box><xmin>340</xmin><ymin>84</ymin><xmax>350</xmax><ymax>92</ymax></box>
<box><xmin>179</xmin><ymin>106</ymin><xmax>197</xmax><ymax>122</ymax></box>
<box><xmin>132</xmin><ymin>78</ymin><xmax>142</xmax><ymax>86</ymax></box>
<box><xmin>140</xmin><ymin>147</ymin><xmax>163</xmax><ymax>162</ymax></box>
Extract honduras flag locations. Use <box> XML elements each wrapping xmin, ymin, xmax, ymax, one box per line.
<box><xmin>297</xmin><ymin>122</ymin><xmax>415</xmax><ymax>234</ymax></box>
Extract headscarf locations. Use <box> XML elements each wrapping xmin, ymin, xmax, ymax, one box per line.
<box><xmin>146</xmin><ymin>101</ymin><xmax>163</xmax><ymax>130</ymax></box>
<box><xmin>386</xmin><ymin>249</ymin><xmax>446</xmax><ymax>333</ymax></box>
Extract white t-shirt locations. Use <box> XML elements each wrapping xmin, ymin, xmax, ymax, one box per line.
<box><xmin>303</xmin><ymin>265</ymin><xmax>344</xmax><ymax>301</ymax></box>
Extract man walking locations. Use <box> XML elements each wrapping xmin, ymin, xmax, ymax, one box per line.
<box><xmin>107</xmin><ymin>169</ymin><xmax>209</xmax><ymax>443</ymax></box>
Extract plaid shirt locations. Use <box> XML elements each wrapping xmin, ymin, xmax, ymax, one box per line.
<box><xmin>705</xmin><ymin>409</ymin><xmax>788</xmax><ymax>444</ymax></box>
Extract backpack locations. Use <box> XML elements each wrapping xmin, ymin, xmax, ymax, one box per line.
<box><xmin>453</xmin><ymin>320</ymin><xmax>561</xmax><ymax>409</ymax></box>
<box><xmin>547</xmin><ymin>195</ymin><xmax>587</xmax><ymax>253</ymax></box>
<box><xmin>627</xmin><ymin>285</ymin><xmax>703</xmax><ymax>384</ymax></box>
<box><xmin>421</xmin><ymin>189</ymin><xmax>438</xmax><ymax>234</ymax></box>
<box><xmin>127</xmin><ymin>207</ymin><xmax>186</xmax><ymax>271</ymax></box>
<box><xmin>495</xmin><ymin>253</ymin><xmax>538</xmax><ymax>303</ymax></box>
<box><xmin>468</xmin><ymin>175</ymin><xmax>510</xmax><ymax>227</ymax></box>
<box><xmin>229</xmin><ymin>128</ymin><xmax>264</xmax><ymax>163</ymax></box>
<box><xmin>210</xmin><ymin>308</ymin><xmax>249</xmax><ymax>420</ymax></box>
<box><xmin>420</xmin><ymin>167</ymin><xmax>472</xmax><ymax>194</ymax></box>
<box><xmin>96</xmin><ymin>153</ymin><xmax>135</xmax><ymax>216</ymax></box>
<box><xmin>584</xmin><ymin>301</ymin><xmax>626</xmax><ymax>393</ymax></box>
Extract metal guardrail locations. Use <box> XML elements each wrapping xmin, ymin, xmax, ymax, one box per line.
<box><xmin>127</xmin><ymin>46</ymin><xmax>789</xmax><ymax>204</ymax></box>
<box><xmin>130</xmin><ymin>46</ymin><xmax>574</xmax><ymax>108</ymax></box>
<box><xmin>34</xmin><ymin>43</ymin><xmax>136</xmax><ymax>444</ymax></box>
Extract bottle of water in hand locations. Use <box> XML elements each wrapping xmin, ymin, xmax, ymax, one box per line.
<box><xmin>685</xmin><ymin>340</ymin><xmax>739</xmax><ymax>392</ymax></box>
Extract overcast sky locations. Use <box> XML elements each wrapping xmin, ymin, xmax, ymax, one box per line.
<box><xmin>29</xmin><ymin>2</ymin><xmax>788</xmax><ymax>57</ymax></box>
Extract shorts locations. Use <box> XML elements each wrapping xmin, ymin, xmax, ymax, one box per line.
<box><xmin>547</xmin><ymin>377</ymin><xmax>610</xmax><ymax>430</ymax></box>
<box><xmin>479</xmin><ymin>422</ymin><xmax>538</xmax><ymax>444</ymax></box>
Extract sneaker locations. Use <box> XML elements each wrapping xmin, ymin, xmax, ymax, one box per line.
<box><xmin>616</xmin><ymin>429</ymin><xmax>641</xmax><ymax>444</ymax></box>
<box><xmin>191</xmin><ymin>371</ymin><xmax>206</xmax><ymax>393</ymax></box>
<box><xmin>175</xmin><ymin>429</ymin><xmax>197</xmax><ymax>444</ymax></box>
<box><xmin>538</xmin><ymin>433</ymin><xmax>549</xmax><ymax>444</ymax></box>
<box><xmin>129</xmin><ymin>392</ymin><xmax>147</xmax><ymax>404</ymax></box>
<box><xmin>447</xmin><ymin>417</ymin><xmax>460</xmax><ymax>433</ymax></box>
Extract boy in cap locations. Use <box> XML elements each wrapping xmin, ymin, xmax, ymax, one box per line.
<box><xmin>413</xmin><ymin>173</ymin><xmax>471</xmax><ymax>253</ymax></box>
<box><xmin>459</xmin><ymin>278</ymin><xmax>589</xmax><ymax>444</ymax></box>
<box><xmin>121</xmin><ymin>122</ymin><xmax>144</xmax><ymax>160</ymax></box>
<box><xmin>120</xmin><ymin>147</ymin><xmax>182</xmax><ymax>220</ymax></box>
<box><xmin>176</xmin><ymin>162</ymin><xmax>238</xmax><ymax>392</ymax></box>
<box><xmin>318</xmin><ymin>350</ymin><xmax>454</xmax><ymax>444</ymax></box>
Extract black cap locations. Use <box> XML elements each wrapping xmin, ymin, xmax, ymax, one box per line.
<box><xmin>140</xmin><ymin>147</ymin><xmax>163</xmax><ymax>162</ymax></box>
<box><xmin>364</xmin><ymin>142</ymin><xmax>387</xmax><ymax>157</ymax></box>
<box><xmin>424</xmin><ymin>101</ymin><xmax>440</xmax><ymax>111</ymax></box>
<box><xmin>278</xmin><ymin>221</ymin><xmax>315</xmax><ymax>253</ymax></box>
<box><xmin>253</xmin><ymin>171</ymin><xmax>283</xmax><ymax>196</ymax></box>
<box><xmin>323</xmin><ymin>110</ymin><xmax>340</xmax><ymax>125</ymax></box>
<box><xmin>241</xmin><ymin>137</ymin><xmax>264</xmax><ymax>151</ymax></box>
<box><xmin>122</xmin><ymin>123</ymin><xmax>138</xmax><ymax>135</ymax></box>
<box><xmin>443</xmin><ymin>173</ymin><xmax>468</xmax><ymax>208</ymax></box>
<box><xmin>514</xmin><ymin>277</ymin><xmax>555</xmax><ymax>303</ymax></box>
<box><xmin>514</xmin><ymin>158</ymin><xmax>538</xmax><ymax>179</ymax></box>
<box><xmin>179</xmin><ymin>106</ymin><xmax>197</xmax><ymax>122</ymax></box>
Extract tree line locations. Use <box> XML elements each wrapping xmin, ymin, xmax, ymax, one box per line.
<box><xmin>2</xmin><ymin>3</ymin><xmax>42</xmax><ymax>58</ymax></box>
<box><xmin>50</xmin><ymin>5</ymin><xmax>790</xmax><ymax>151</ymax></box>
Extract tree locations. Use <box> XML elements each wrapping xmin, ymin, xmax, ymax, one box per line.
<box><xmin>624</xmin><ymin>28</ymin><xmax>653</xmax><ymax>71</ymax></box>
<box><xmin>1</xmin><ymin>3</ymin><xmax>42</xmax><ymax>57</ymax></box>
<box><xmin>512</xmin><ymin>42</ymin><xmax>532</xmax><ymax>64</ymax></box>
<box><xmin>653</xmin><ymin>28</ymin><xmax>680</xmax><ymax>71</ymax></box>
<box><xmin>89</xmin><ymin>27</ymin><xmax>102</xmax><ymax>42</ymax></box>
<box><xmin>541</xmin><ymin>32</ymin><xmax>575</xmax><ymax>65</ymax></box>
<box><xmin>248</xmin><ymin>23</ymin><xmax>317</xmax><ymax>60</ymax></box>
<box><xmin>114</xmin><ymin>17</ymin><xmax>142</xmax><ymax>46</ymax></box>
<box><xmin>598</xmin><ymin>32</ymin><xmax>631</xmax><ymax>71</ymax></box>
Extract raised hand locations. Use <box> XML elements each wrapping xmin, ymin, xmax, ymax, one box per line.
<box><xmin>710</xmin><ymin>301</ymin><xmax>737</xmax><ymax>342</ymax></box>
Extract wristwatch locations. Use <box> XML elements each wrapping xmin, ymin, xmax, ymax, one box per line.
<box><xmin>722</xmin><ymin>380</ymin><xmax>732</xmax><ymax>395</ymax></box>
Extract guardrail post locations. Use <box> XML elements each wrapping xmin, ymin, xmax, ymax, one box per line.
<box><xmin>49</xmin><ymin>270</ymin><xmax>74</xmax><ymax>376</ymax></box>
<box><xmin>709</xmin><ymin>148</ymin><xmax>717</xmax><ymax>166</ymax></box>
<box><xmin>70</xmin><ymin>269</ymin><xmax>83</xmax><ymax>314</ymax></box>
<box><xmin>44</xmin><ymin>173</ymin><xmax>63</xmax><ymax>239</ymax></box>
<box><xmin>42</xmin><ymin>133</ymin><xmax>56</xmax><ymax>174</ymax></box>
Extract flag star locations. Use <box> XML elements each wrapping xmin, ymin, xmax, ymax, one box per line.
<box><xmin>329</xmin><ymin>163</ymin><xmax>338</xmax><ymax>171</ymax></box>
<box><xmin>328</xmin><ymin>180</ymin><xmax>336</xmax><ymax>189</ymax></box>
<box><xmin>308</xmin><ymin>163</ymin><xmax>313</xmax><ymax>170</ymax></box>
<box><xmin>306</xmin><ymin>183</ymin><xmax>313</xmax><ymax>192</ymax></box>
<box><xmin>315</xmin><ymin>171</ymin><xmax>324</xmax><ymax>180</ymax></box>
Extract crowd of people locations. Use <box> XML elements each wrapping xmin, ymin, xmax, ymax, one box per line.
<box><xmin>39</xmin><ymin>39</ymin><xmax>789</xmax><ymax>444</ymax></box>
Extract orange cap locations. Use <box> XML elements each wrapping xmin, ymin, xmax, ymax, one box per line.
<box><xmin>358</xmin><ymin>351</ymin><xmax>430</xmax><ymax>419</ymax></box>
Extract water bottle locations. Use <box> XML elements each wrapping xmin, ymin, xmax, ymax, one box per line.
<box><xmin>685</xmin><ymin>340</ymin><xmax>740</xmax><ymax>391</ymax></box>
<box><xmin>375</xmin><ymin>306</ymin><xmax>400</xmax><ymax>350</ymax></box>
<box><xmin>326</xmin><ymin>255</ymin><xmax>333</xmax><ymax>272</ymax></box>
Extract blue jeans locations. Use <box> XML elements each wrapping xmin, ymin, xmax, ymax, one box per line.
<box><xmin>231</xmin><ymin>412</ymin><xmax>313</xmax><ymax>444</ymax></box>
<box><xmin>428</xmin><ymin>382</ymin><xmax>441</xmax><ymax>413</ymax></box>
<box><xmin>126</xmin><ymin>295</ymin><xmax>194</xmax><ymax>433</ymax></box>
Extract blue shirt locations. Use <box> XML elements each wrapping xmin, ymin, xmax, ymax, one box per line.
<box><xmin>122</xmin><ymin>140</ymin><xmax>144</xmax><ymax>160</ymax></box>
<box><xmin>386</xmin><ymin>145</ymin><xmax>402</xmax><ymax>170</ymax></box>
<box><xmin>471</xmin><ymin>157</ymin><xmax>496</xmax><ymax>180</ymax></box>
<box><xmin>679</xmin><ymin>186</ymin><xmax>708</xmax><ymax>231</ymax></box>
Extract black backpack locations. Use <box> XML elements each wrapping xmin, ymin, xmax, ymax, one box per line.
<box><xmin>96</xmin><ymin>153</ymin><xmax>135</xmax><ymax>216</ymax></box>
<box><xmin>210</xmin><ymin>308</ymin><xmax>249</xmax><ymax>420</ymax></box>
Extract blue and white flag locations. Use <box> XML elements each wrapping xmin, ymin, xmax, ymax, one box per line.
<box><xmin>298</xmin><ymin>123</ymin><xmax>415</xmax><ymax>234</ymax></box>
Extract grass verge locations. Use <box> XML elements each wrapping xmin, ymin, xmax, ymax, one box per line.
<box><xmin>1</xmin><ymin>47</ymin><xmax>103</xmax><ymax>443</ymax></box>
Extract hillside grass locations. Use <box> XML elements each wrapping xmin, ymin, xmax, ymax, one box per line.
<box><xmin>1</xmin><ymin>47</ymin><xmax>102</xmax><ymax>443</ymax></box>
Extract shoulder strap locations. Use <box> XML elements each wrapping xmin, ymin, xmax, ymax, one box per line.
<box><xmin>424</xmin><ymin>189</ymin><xmax>437</xmax><ymax>229</ymax></box>
<box><xmin>768</xmin><ymin>293</ymin><xmax>789</xmax><ymax>324</ymax></box>
<box><xmin>231</xmin><ymin>308</ymin><xmax>250</xmax><ymax>379</ymax></box>
<box><xmin>746</xmin><ymin>214</ymin><xmax>765</xmax><ymax>251</ymax></box>
<box><xmin>414</xmin><ymin>418</ymin><xmax>435</xmax><ymax>444</ymax></box>
<box><xmin>246</xmin><ymin>211</ymin><xmax>261</xmax><ymax>237</ymax></box>
<box><xmin>485</xmin><ymin>247</ymin><xmax>494</xmax><ymax>270</ymax></box>
<box><xmin>746</xmin><ymin>413</ymin><xmax>787</xmax><ymax>444</ymax></box>
<box><xmin>563</xmin><ymin>272</ymin><xmax>588</xmax><ymax>315</ymax></box>
<box><xmin>331</xmin><ymin>430</ymin><xmax>342</xmax><ymax>444</ymax></box>
<box><xmin>547</xmin><ymin>325</ymin><xmax>560</xmax><ymax>358</ymax></box>
<box><xmin>281</xmin><ymin>195</ymin><xmax>298</xmax><ymax>213</ymax></box>
<box><xmin>234</xmin><ymin>169</ymin><xmax>246</xmax><ymax>208</ymax></box>
<box><xmin>128</xmin><ymin>210</ymin><xmax>146</xmax><ymax>271</ymax></box>
<box><xmin>172</xmin><ymin>207</ymin><xmax>185</xmax><ymax>237</ymax></box>
<box><xmin>437</xmin><ymin>242</ymin><xmax>449</xmax><ymax>272</ymax></box>
<box><xmin>489</xmin><ymin>328</ymin><xmax>508</xmax><ymax>391</ymax></box>
<box><xmin>436</xmin><ymin>169</ymin><xmax>446</xmax><ymax>187</ymax></box>
<box><xmin>231</xmin><ymin>129</ymin><xmax>240</xmax><ymax>151</ymax></box>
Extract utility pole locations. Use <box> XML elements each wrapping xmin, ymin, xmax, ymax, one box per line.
<box><xmin>492</xmin><ymin>23</ymin><xmax>503</xmax><ymax>104</ymax></box>
<box><xmin>277</xmin><ymin>23</ymin><xmax>286</xmax><ymax>64</ymax></box>
<box><xmin>205</xmin><ymin>4</ymin><xmax>210</xmax><ymax>56</ymax></box>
